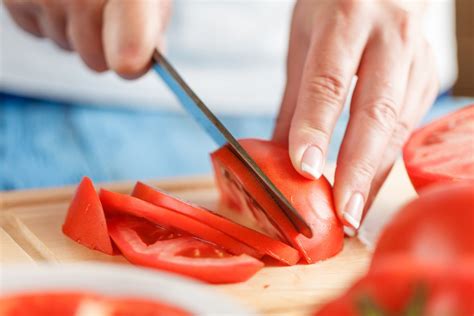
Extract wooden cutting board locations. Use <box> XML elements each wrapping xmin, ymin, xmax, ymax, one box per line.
<box><xmin>0</xmin><ymin>161</ymin><xmax>417</xmax><ymax>315</ymax></box>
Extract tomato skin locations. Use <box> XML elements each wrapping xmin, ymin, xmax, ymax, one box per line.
<box><xmin>132</xmin><ymin>182</ymin><xmax>301</xmax><ymax>266</ymax></box>
<box><xmin>211</xmin><ymin>139</ymin><xmax>343</xmax><ymax>264</ymax></box>
<box><xmin>403</xmin><ymin>104</ymin><xmax>474</xmax><ymax>192</ymax></box>
<box><xmin>371</xmin><ymin>183</ymin><xmax>474</xmax><ymax>268</ymax></box>
<box><xmin>108</xmin><ymin>216</ymin><xmax>263</xmax><ymax>284</ymax></box>
<box><xmin>62</xmin><ymin>177</ymin><xmax>114</xmax><ymax>255</ymax></box>
<box><xmin>0</xmin><ymin>292</ymin><xmax>190</xmax><ymax>316</ymax></box>
<box><xmin>99</xmin><ymin>189</ymin><xmax>262</xmax><ymax>258</ymax></box>
<box><xmin>314</xmin><ymin>258</ymin><xmax>474</xmax><ymax>316</ymax></box>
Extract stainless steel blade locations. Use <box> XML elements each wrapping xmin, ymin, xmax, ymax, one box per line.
<box><xmin>152</xmin><ymin>50</ymin><xmax>313</xmax><ymax>238</ymax></box>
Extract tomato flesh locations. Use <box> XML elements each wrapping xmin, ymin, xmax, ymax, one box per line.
<box><xmin>132</xmin><ymin>181</ymin><xmax>300</xmax><ymax>265</ymax></box>
<box><xmin>62</xmin><ymin>177</ymin><xmax>114</xmax><ymax>255</ymax></box>
<box><xmin>403</xmin><ymin>104</ymin><xmax>474</xmax><ymax>192</ymax></box>
<box><xmin>0</xmin><ymin>292</ymin><xmax>190</xmax><ymax>316</ymax></box>
<box><xmin>211</xmin><ymin>139</ymin><xmax>343</xmax><ymax>263</ymax></box>
<box><xmin>108</xmin><ymin>216</ymin><xmax>263</xmax><ymax>283</ymax></box>
<box><xmin>99</xmin><ymin>189</ymin><xmax>262</xmax><ymax>258</ymax></box>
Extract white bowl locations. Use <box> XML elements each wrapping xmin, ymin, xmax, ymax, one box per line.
<box><xmin>0</xmin><ymin>263</ymin><xmax>253</xmax><ymax>315</ymax></box>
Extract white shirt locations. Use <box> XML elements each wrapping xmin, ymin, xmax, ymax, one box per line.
<box><xmin>0</xmin><ymin>0</ymin><xmax>458</xmax><ymax>115</ymax></box>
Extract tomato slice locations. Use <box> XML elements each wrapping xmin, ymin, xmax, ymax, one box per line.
<box><xmin>0</xmin><ymin>292</ymin><xmax>190</xmax><ymax>316</ymax></box>
<box><xmin>211</xmin><ymin>139</ymin><xmax>343</xmax><ymax>263</ymax></box>
<box><xmin>62</xmin><ymin>177</ymin><xmax>114</xmax><ymax>255</ymax></box>
<box><xmin>403</xmin><ymin>104</ymin><xmax>474</xmax><ymax>192</ymax></box>
<box><xmin>99</xmin><ymin>189</ymin><xmax>262</xmax><ymax>258</ymax></box>
<box><xmin>371</xmin><ymin>183</ymin><xmax>474</xmax><ymax>268</ymax></box>
<box><xmin>108</xmin><ymin>216</ymin><xmax>263</xmax><ymax>283</ymax></box>
<box><xmin>131</xmin><ymin>182</ymin><xmax>300</xmax><ymax>265</ymax></box>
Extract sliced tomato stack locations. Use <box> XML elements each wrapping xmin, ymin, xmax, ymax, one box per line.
<box><xmin>63</xmin><ymin>176</ymin><xmax>299</xmax><ymax>284</ymax></box>
<box><xmin>403</xmin><ymin>104</ymin><xmax>474</xmax><ymax>192</ymax></box>
<box><xmin>63</xmin><ymin>139</ymin><xmax>344</xmax><ymax>283</ymax></box>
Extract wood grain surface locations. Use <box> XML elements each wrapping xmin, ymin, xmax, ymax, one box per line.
<box><xmin>0</xmin><ymin>162</ymin><xmax>417</xmax><ymax>315</ymax></box>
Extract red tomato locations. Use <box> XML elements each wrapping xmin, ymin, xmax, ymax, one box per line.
<box><xmin>108</xmin><ymin>216</ymin><xmax>263</xmax><ymax>283</ymax></box>
<box><xmin>62</xmin><ymin>177</ymin><xmax>114</xmax><ymax>255</ymax></box>
<box><xmin>403</xmin><ymin>104</ymin><xmax>474</xmax><ymax>192</ymax></box>
<box><xmin>0</xmin><ymin>292</ymin><xmax>190</xmax><ymax>316</ymax></box>
<box><xmin>211</xmin><ymin>139</ymin><xmax>343</xmax><ymax>264</ymax></box>
<box><xmin>314</xmin><ymin>258</ymin><xmax>474</xmax><ymax>316</ymax></box>
<box><xmin>371</xmin><ymin>183</ymin><xmax>474</xmax><ymax>269</ymax></box>
<box><xmin>132</xmin><ymin>181</ymin><xmax>300</xmax><ymax>265</ymax></box>
<box><xmin>99</xmin><ymin>189</ymin><xmax>262</xmax><ymax>258</ymax></box>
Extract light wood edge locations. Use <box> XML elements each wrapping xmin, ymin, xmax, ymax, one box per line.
<box><xmin>0</xmin><ymin>175</ymin><xmax>215</xmax><ymax>211</ymax></box>
<box><xmin>1</xmin><ymin>211</ymin><xmax>59</xmax><ymax>263</ymax></box>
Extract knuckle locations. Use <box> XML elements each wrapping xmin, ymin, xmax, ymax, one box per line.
<box><xmin>345</xmin><ymin>157</ymin><xmax>378</xmax><ymax>183</ymax></box>
<box><xmin>109</xmin><ymin>43</ymin><xmax>149</xmax><ymax>77</ymax></box>
<box><xmin>304</xmin><ymin>73</ymin><xmax>347</xmax><ymax>105</ymax></box>
<box><xmin>389</xmin><ymin>120</ymin><xmax>411</xmax><ymax>149</ymax></box>
<box><xmin>360</xmin><ymin>97</ymin><xmax>399</xmax><ymax>133</ymax></box>
<box><xmin>296</xmin><ymin>122</ymin><xmax>331</xmax><ymax>146</ymax></box>
<box><xmin>393</xmin><ymin>8</ymin><xmax>416</xmax><ymax>45</ymax></box>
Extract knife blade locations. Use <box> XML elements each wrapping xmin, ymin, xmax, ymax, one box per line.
<box><xmin>152</xmin><ymin>50</ymin><xmax>313</xmax><ymax>238</ymax></box>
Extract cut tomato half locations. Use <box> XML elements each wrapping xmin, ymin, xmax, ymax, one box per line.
<box><xmin>211</xmin><ymin>139</ymin><xmax>343</xmax><ymax>263</ymax></box>
<box><xmin>403</xmin><ymin>104</ymin><xmax>474</xmax><ymax>192</ymax></box>
<box><xmin>108</xmin><ymin>216</ymin><xmax>263</xmax><ymax>284</ymax></box>
<box><xmin>132</xmin><ymin>182</ymin><xmax>300</xmax><ymax>265</ymax></box>
<box><xmin>62</xmin><ymin>177</ymin><xmax>114</xmax><ymax>255</ymax></box>
<box><xmin>99</xmin><ymin>189</ymin><xmax>262</xmax><ymax>258</ymax></box>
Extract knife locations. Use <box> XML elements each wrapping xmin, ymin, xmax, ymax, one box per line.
<box><xmin>152</xmin><ymin>50</ymin><xmax>313</xmax><ymax>238</ymax></box>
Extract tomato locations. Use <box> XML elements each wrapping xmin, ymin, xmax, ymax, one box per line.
<box><xmin>0</xmin><ymin>292</ymin><xmax>190</xmax><ymax>316</ymax></box>
<box><xmin>99</xmin><ymin>189</ymin><xmax>262</xmax><ymax>258</ymax></box>
<box><xmin>211</xmin><ymin>139</ymin><xmax>343</xmax><ymax>264</ymax></box>
<box><xmin>371</xmin><ymin>183</ymin><xmax>474</xmax><ymax>269</ymax></box>
<box><xmin>403</xmin><ymin>104</ymin><xmax>474</xmax><ymax>192</ymax></box>
<box><xmin>108</xmin><ymin>215</ymin><xmax>263</xmax><ymax>284</ymax></box>
<box><xmin>314</xmin><ymin>258</ymin><xmax>474</xmax><ymax>316</ymax></box>
<box><xmin>132</xmin><ymin>182</ymin><xmax>300</xmax><ymax>265</ymax></box>
<box><xmin>62</xmin><ymin>177</ymin><xmax>114</xmax><ymax>255</ymax></box>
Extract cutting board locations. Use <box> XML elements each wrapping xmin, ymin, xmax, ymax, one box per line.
<box><xmin>0</xmin><ymin>161</ymin><xmax>417</xmax><ymax>315</ymax></box>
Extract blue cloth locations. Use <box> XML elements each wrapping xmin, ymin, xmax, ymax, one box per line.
<box><xmin>1</xmin><ymin>92</ymin><xmax>472</xmax><ymax>190</ymax></box>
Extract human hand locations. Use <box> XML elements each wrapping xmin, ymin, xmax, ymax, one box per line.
<box><xmin>4</xmin><ymin>0</ymin><xmax>171</xmax><ymax>78</ymax></box>
<box><xmin>273</xmin><ymin>0</ymin><xmax>439</xmax><ymax>232</ymax></box>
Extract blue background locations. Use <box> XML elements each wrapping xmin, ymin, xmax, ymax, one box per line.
<box><xmin>1</xmin><ymin>92</ymin><xmax>472</xmax><ymax>190</ymax></box>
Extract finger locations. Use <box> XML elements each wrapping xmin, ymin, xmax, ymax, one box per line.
<box><xmin>272</xmin><ymin>9</ymin><xmax>310</xmax><ymax>146</ymax></box>
<box><xmin>103</xmin><ymin>0</ymin><xmax>166</xmax><ymax>79</ymax></box>
<box><xmin>35</xmin><ymin>0</ymin><xmax>71</xmax><ymax>50</ymax></box>
<box><xmin>364</xmin><ymin>41</ymin><xmax>439</xmax><ymax>214</ymax></box>
<box><xmin>334</xmin><ymin>29</ymin><xmax>414</xmax><ymax>230</ymax></box>
<box><xmin>66</xmin><ymin>0</ymin><xmax>107</xmax><ymax>72</ymax></box>
<box><xmin>4</xmin><ymin>1</ymin><xmax>43</xmax><ymax>37</ymax></box>
<box><xmin>288</xmin><ymin>15</ymin><xmax>370</xmax><ymax>180</ymax></box>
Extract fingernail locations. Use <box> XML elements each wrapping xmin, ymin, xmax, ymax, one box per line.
<box><xmin>342</xmin><ymin>192</ymin><xmax>364</xmax><ymax>229</ymax></box>
<box><xmin>301</xmin><ymin>146</ymin><xmax>324</xmax><ymax>179</ymax></box>
<box><xmin>343</xmin><ymin>226</ymin><xmax>356</xmax><ymax>237</ymax></box>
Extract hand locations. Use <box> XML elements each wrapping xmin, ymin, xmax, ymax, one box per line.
<box><xmin>273</xmin><ymin>0</ymin><xmax>439</xmax><ymax>232</ymax></box>
<box><xmin>4</xmin><ymin>0</ymin><xmax>171</xmax><ymax>78</ymax></box>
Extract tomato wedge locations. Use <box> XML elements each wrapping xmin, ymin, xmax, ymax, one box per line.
<box><xmin>0</xmin><ymin>292</ymin><xmax>190</xmax><ymax>316</ymax></box>
<box><xmin>132</xmin><ymin>182</ymin><xmax>300</xmax><ymax>265</ymax></box>
<box><xmin>211</xmin><ymin>139</ymin><xmax>343</xmax><ymax>263</ymax></box>
<box><xmin>62</xmin><ymin>177</ymin><xmax>113</xmax><ymax>255</ymax></box>
<box><xmin>403</xmin><ymin>104</ymin><xmax>474</xmax><ymax>192</ymax></box>
<box><xmin>99</xmin><ymin>189</ymin><xmax>261</xmax><ymax>258</ymax></box>
<box><xmin>371</xmin><ymin>183</ymin><xmax>474</xmax><ymax>269</ymax></box>
<box><xmin>108</xmin><ymin>216</ymin><xmax>263</xmax><ymax>283</ymax></box>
